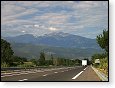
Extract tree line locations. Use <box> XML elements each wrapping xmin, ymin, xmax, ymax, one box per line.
<box><xmin>1</xmin><ymin>39</ymin><xmax>82</xmax><ymax>67</ymax></box>
<box><xmin>91</xmin><ymin>29</ymin><xmax>108</xmax><ymax>75</ymax></box>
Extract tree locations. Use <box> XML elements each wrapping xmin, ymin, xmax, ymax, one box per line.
<box><xmin>39</xmin><ymin>52</ymin><xmax>45</xmax><ymax>65</ymax></box>
<box><xmin>1</xmin><ymin>39</ymin><xmax>14</xmax><ymax>65</ymax></box>
<box><xmin>30</xmin><ymin>59</ymin><xmax>38</xmax><ymax>66</ymax></box>
<box><xmin>96</xmin><ymin>30</ymin><xmax>108</xmax><ymax>52</ymax></box>
<box><xmin>51</xmin><ymin>54</ymin><xmax>54</xmax><ymax>65</ymax></box>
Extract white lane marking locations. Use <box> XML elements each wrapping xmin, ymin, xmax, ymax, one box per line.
<box><xmin>1</xmin><ymin>74</ymin><xmax>13</xmax><ymax>77</ymax></box>
<box><xmin>18</xmin><ymin>80</ymin><xmax>24</xmax><ymax>81</ymax></box>
<box><xmin>72</xmin><ymin>71</ymin><xmax>84</xmax><ymax>79</ymax></box>
<box><xmin>43</xmin><ymin>74</ymin><xmax>48</xmax><ymax>76</ymax></box>
<box><xmin>18</xmin><ymin>79</ymin><xmax>28</xmax><ymax>81</ymax></box>
<box><xmin>13</xmin><ymin>74</ymin><xmax>21</xmax><ymax>76</ymax></box>
<box><xmin>20</xmin><ymin>73</ymin><xmax>29</xmax><ymax>74</ymax></box>
<box><xmin>23</xmin><ymin>79</ymin><xmax>28</xmax><ymax>81</ymax></box>
<box><xmin>54</xmin><ymin>72</ymin><xmax>58</xmax><ymax>73</ymax></box>
<box><xmin>84</xmin><ymin>67</ymin><xmax>87</xmax><ymax>70</ymax></box>
<box><xmin>1</xmin><ymin>76</ymin><xmax>5</xmax><ymax>77</ymax></box>
<box><xmin>1</xmin><ymin>70</ymin><xmax>45</xmax><ymax>77</ymax></box>
<box><xmin>27</xmin><ymin>71</ymin><xmax>37</xmax><ymax>73</ymax></box>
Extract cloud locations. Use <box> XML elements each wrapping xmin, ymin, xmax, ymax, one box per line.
<box><xmin>33</xmin><ymin>24</ymin><xmax>40</xmax><ymax>28</ymax></box>
<box><xmin>1</xmin><ymin>1</ymin><xmax>108</xmax><ymax>38</ymax></box>
<box><xmin>22</xmin><ymin>31</ymin><xmax>25</xmax><ymax>33</ymax></box>
<box><xmin>49</xmin><ymin>27</ymin><xmax>58</xmax><ymax>31</ymax></box>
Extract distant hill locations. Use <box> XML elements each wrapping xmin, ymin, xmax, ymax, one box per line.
<box><xmin>9</xmin><ymin>42</ymin><xmax>103</xmax><ymax>60</ymax></box>
<box><xmin>2</xmin><ymin>32</ymin><xmax>103</xmax><ymax>59</ymax></box>
<box><xmin>4</xmin><ymin>32</ymin><xmax>100</xmax><ymax>49</ymax></box>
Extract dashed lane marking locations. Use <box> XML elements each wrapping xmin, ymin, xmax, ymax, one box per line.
<box><xmin>54</xmin><ymin>72</ymin><xmax>58</xmax><ymax>73</ymax></box>
<box><xmin>18</xmin><ymin>79</ymin><xmax>28</xmax><ymax>81</ymax></box>
<box><xmin>43</xmin><ymin>74</ymin><xmax>48</xmax><ymax>76</ymax></box>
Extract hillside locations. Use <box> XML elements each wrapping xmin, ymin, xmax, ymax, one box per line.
<box><xmin>4</xmin><ymin>32</ymin><xmax>99</xmax><ymax>49</ymax></box>
<box><xmin>10</xmin><ymin>42</ymin><xmax>103</xmax><ymax>59</ymax></box>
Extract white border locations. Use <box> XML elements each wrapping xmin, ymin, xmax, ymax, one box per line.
<box><xmin>1</xmin><ymin>0</ymin><xmax>115</xmax><ymax>88</ymax></box>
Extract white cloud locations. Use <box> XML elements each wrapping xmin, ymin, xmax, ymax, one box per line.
<box><xmin>49</xmin><ymin>27</ymin><xmax>58</xmax><ymax>31</ymax></box>
<box><xmin>33</xmin><ymin>24</ymin><xmax>40</xmax><ymax>28</ymax></box>
<box><xmin>1</xmin><ymin>1</ymin><xmax>108</xmax><ymax>38</ymax></box>
<box><xmin>22</xmin><ymin>31</ymin><xmax>25</xmax><ymax>33</ymax></box>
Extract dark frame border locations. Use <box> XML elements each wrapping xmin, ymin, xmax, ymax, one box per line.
<box><xmin>0</xmin><ymin>0</ymin><xmax>109</xmax><ymax>82</ymax></box>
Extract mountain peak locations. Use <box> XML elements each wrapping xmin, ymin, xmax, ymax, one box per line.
<box><xmin>44</xmin><ymin>32</ymin><xmax>71</xmax><ymax>37</ymax></box>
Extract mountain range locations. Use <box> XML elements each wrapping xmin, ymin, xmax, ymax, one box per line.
<box><xmin>2</xmin><ymin>32</ymin><xmax>103</xmax><ymax>59</ymax></box>
<box><xmin>3</xmin><ymin>32</ymin><xmax>100</xmax><ymax>49</ymax></box>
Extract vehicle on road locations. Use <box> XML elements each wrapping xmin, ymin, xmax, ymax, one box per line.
<box><xmin>82</xmin><ymin>60</ymin><xmax>87</xmax><ymax>66</ymax></box>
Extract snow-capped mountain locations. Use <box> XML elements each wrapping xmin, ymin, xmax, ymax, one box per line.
<box><xmin>3</xmin><ymin>32</ymin><xmax>100</xmax><ymax>49</ymax></box>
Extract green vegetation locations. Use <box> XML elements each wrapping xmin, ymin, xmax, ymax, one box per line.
<box><xmin>91</xmin><ymin>30</ymin><xmax>108</xmax><ymax>75</ymax></box>
<box><xmin>10</xmin><ymin>42</ymin><xmax>103</xmax><ymax>59</ymax></box>
<box><xmin>96</xmin><ymin>30</ymin><xmax>108</xmax><ymax>52</ymax></box>
<box><xmin>39</xmin><ymin>52</ymin><xmax>46</xmax><ymax>66</ymax></box>
<box><xmin>1</xmin><ymin>39</ymin><xmax>14</xmax><ymax>67</ymax></box>
<box><xmin>1</xmin><ymin>39</ymin><xmax>82</xmax><ymax>68</ymax></box>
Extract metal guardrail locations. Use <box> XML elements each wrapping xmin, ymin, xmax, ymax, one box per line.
<box><xmin>1</xmin><ymin>66</ymin><xmax>77</xmax><ymax>71</ymax></box>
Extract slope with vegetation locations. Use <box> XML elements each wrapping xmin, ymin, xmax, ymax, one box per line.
<box><xmin>1</xmin><ymin>39</ymin><xmax>82</xmax><ymax>68</ymax></box>
<box><xmin>91</xmin><ymin>30</ymin><xmax>108</xmax><ymax>75</ymax></box>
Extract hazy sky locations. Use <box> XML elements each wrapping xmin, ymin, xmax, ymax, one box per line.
<box><xmin>1</xmin><ymin>1</ymin><xmax>108</xmax><ymax>38</ymax></box>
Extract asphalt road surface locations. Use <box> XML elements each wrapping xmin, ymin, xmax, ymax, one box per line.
<box><xmin>1</xmin><ymin>66</ymin><xmax>101</xmax><ymax>81</ymax></box>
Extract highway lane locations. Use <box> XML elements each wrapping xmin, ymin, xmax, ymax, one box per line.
<box><xmin>1</xmin><ymin>66</ymin><xmax>86</xmax><ymax>81</ymax></box>
<box><xmin>26</xmin><ymin>66</ymin><xmax>86</xmax><ymax>81</ymax></box>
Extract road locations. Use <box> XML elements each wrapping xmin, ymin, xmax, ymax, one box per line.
<box><xmin>1</xmin><ymin>66</ymin><xmax>101</xmax><ymax>81</ymax></box>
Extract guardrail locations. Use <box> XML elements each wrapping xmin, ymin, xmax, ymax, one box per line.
<box><xmin>1</xmin><ymin>66</ymin><xmax>78</xmax><ymax>72</ymax></box>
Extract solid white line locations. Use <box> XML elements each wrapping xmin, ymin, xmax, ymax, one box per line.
<box><xmin>72</xmin><ymin>71</ymin><xmax>84</xmax><ymax>79</ymax></box>
<box><xmin>84</xmin><ymin>67</ymin><xmax>87</xmax><ymax>70</ymax></box>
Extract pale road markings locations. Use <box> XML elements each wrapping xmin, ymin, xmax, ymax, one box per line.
<box><xmin>1</xmin><ymin>76</ymin><xmax>5</xmax><ymax>77</ymax></box>
<box><xmin>1</xmin><ymin>74</ymin><xmax>13</xmax><ymax>77</ymax></box>
<box><xmin>43</xmin><ymin>74</ymin><xmax>48</xmax><ymax>76</ymax></box>
<box><xmin>23</xmin><ymin>79</ymin><xmax>28</xmax><ymax>81</ymax></box>
<box><xmin>72</xmin><ymin>71</ymin><xmax>84</xmax><ymax>79</ymax></box>
<box><xmin>18</xmin><ymin>80</ymin><xmax>24</xmax><ymax>81</ymax></box>
<box><xmin>13</xmin><ymin>74</ymin><xmax>21</xmax><ymax>76</ymax></box>
<box><xmin>18</xmin><ymin>79</ymin><xmax>28</xmax><ymax>81</ymax></box>
<box><xmin>84</xmin><ymin>67</ymin><xmax>87</xmax><ymax>71</ymax></box>
<box><xmin>1</xmin><ymin>67</ymin><xmax>77</xmax><ymax>78</ymax></box>
<box><xmin>54</xmin><ymin>72</ymin><xmax>58</xmax><ymax>73</ymax></box>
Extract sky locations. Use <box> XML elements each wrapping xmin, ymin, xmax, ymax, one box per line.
<box><xmin>1</xmin><ymin>1</ymin><xmax>108</xmax><ymax>39</ymax></box>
